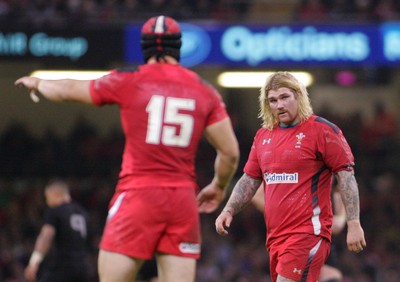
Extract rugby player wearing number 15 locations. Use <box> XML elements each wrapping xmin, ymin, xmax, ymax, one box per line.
<box><xmin>15</xmin><ymin>15</ymin><xmax>239</xmax><ymax>282</ymax></box>
<box><xmin>215</xmin><ymin>72</ymin><xmax>366</xmax><ymax>282</ymax></box>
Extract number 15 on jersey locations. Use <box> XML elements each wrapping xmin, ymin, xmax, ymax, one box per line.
<box><xmin>146</xmin><ymin>95</ymin><xmax>195</xmax><ymax>147</ymax></box>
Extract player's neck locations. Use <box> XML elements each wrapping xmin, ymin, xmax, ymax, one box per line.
<box><xmin>147</xmin><ymin>56</ymin><xmax>178</xmax><ymax>64</ymax></box>
<box><xmin>279</xmin><ymin>121</ymin><xmax>300</xmax><ymax>128</ymax></box>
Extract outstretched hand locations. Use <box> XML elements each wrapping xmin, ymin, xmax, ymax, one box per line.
<box><xmin>15</xmin><ymin>76</ymin><xmax>40</xmax><ymax>91</ymax></box>
<box><xmin>15</xmin><ymin>76</ymin><xmax>41</xmax><ymax>103</ymax></box>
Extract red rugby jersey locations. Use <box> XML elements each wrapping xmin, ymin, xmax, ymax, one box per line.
<box><xmin>90</xmin><ymin>63</ymin><xmax>228</xmax><ymax>190</ymax></box>
<box><xmin>244</xmin><ymin>115</ymin><xmax>354</xmax><ymax>247</ymax></box>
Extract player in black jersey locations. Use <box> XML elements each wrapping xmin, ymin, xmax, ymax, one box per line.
<box><xmin>25</xmin><ymin>179</ymin><xmax>90</xmax><ymax>282</ymax></box>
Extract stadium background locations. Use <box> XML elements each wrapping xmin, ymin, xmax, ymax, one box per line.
<box><xmin>0</xmin><ymin>1</ymin><xmax>400</xmax><ymax>281</ymax></box>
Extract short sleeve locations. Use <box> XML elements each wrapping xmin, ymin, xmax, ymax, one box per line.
<box><xmin>243</xmin><ymin>136</ymin><xmax>263</xmax><ymax>179</ymax></box>
<box><xmin>43</xmin><ymin>208</ymin><xmax>58</xmax><ymax>227</ymax></box>
<box><xmin>317</xmin><ymin>119</ymin><xmax>355</xmax><ymax>173</ymax></box>
<box><xmin>204</xmin><ymin>84</ymin><xmax>229</xmax><ymax>126</ymax></box>
<box><xmin>89</xmin><ymin>70</ymin><xmax>126</xmax><ymax>106</ymax></box>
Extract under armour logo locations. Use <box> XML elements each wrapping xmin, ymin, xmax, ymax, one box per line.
<box><xmin>262</xmin><ymin>138</ymin><xmax>271</xmax><ymax>145</ymax></box>
<box><xmin>293</xmin><ymin>268</ymin><xmax>302</xmax><ymax>274</ymax></box>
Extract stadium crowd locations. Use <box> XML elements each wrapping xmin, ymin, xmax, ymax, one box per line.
<box><xmin>1</xmin><ymin>1</ymin><xmax>400</xmax><ymax>281</ymax></box>
<box><xmin>0</xmin><ymin>103</ymin><xmax>399</xmax><ymax>281</ymax></box>
<box><xmin>0</xmin><ymin>0</ymin><xmax>399</xmax><ymax>28</ymax></box>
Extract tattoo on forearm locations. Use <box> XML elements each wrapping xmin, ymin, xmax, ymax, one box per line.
<box><xmin>226</xmin><ymin>174</ymin><xmax>261</xmax><ymax>214</ymax></box>
<box><xmin>336</xmin><ymin>171</ymin><xmax>360</xmax><ymax>221</ymax></box>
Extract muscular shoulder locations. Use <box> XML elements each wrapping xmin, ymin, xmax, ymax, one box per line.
<box><xmin>310</xmin><ymin>115</ymin><xmax>341</xmax><ymax>134</ymax></box>
<box><xmin>252</xmin><ymin>128</ymin><xmax>272</xmax><ymax>144</ymax></box>
<box><xmin>93</xmin><ymin>67</ymin><xmax>138</xmax><ymax>91</ymax></box>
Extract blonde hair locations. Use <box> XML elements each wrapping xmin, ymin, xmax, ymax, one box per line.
<box><xmin>258</xmin><ymin>71</ymin><xmax>313</xmax><ymax>130</ymax></box>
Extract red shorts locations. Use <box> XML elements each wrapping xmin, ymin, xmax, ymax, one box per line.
<box><xmin>268</xmin><ymin>233</ymin><xmax>330</xmax><ymax>282</ymax></box>
<box><xmin>100</xmin><ymin>187</ymin><xmax>201</xmax><ymax>259</ymax></box>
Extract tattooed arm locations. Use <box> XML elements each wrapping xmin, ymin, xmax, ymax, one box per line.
<box><xmin>215</xmin><ymin>173</ymin><xmax>262</xmax><ymax>236</ymax></box>
<box><xmin>335</xmin><ymin>170</ymin><xmax>367</xmax><ymax>253</ymax></box>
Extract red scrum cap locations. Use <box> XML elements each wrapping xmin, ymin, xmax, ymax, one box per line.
<box><xmin>140</xmin><ymin>15</ymin><xmax>182</xmax><ymax>62</ymax></box>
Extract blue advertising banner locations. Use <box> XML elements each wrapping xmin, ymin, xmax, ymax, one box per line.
<box><xmin>0</xmin><ymin>27</ymin><xmax>123</xmax><ymax>68</ymax></box>
<box><xmin>1</xmin><ymin>23</ymin><xmax>398</xmax><ymax>68</ymax></box>
<box><xmin>382</xmin><ymin>22</ymin><xmax>400</xmax><ymax>63</ymax></box>
<box><xmin>124</xmin><ymin>22</ymin><xmax>400</xmax><ymax>68</ymax></box>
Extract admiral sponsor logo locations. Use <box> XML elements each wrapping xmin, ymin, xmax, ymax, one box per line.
<box><xmin>264</xmin><ymin>172</ymin><xmax>299</xmax><ymax>184</ymax></box>
<box><xmin>179</xmin><ymin>242</ymin><xmax>200</xmax><ymax>254</ymax></box>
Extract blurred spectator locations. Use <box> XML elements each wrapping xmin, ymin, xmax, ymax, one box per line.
<box><xmin>210</xmin><ymin>0</ymin><xmax>239</xmax><ymax>22</ymax></box>
<box><xmin>354</xmin><ymin>0</ymin><xmax>375</xmax><ymax>22</ymax></box>
<box><xmin>81</xmin><ymin>0</ymin><xmax>100</xmax><ymax>24</ymax></box>
<box><xmin>0</xmin><ymin>123</ymin><xmax>36</xmax><ymax>177</ymax></box>
<box><xmin>327</xmin><ymin>0</ymin><xmax>357</xmax><ymax>22</ymax></box>
<box><xmin>192</xmin><ymin>0</ymin><xmax>213</xmax><ymax>19</ymax></box>
<box><xmin>118</xmin><ymin>0</ymin><xmax>140</xmax><ymax>23</ymax></box>
<box><xmin>361</xmin><ymin>101</ymin><xmax>398</xmax><ymax>174</ymax></box>
<box><xmin>97</xmin><ymin>0</ymin><xmax>119</xmax><ymax>23</ymax></box>
<box><xmin>296</xmin><ymin>0</ymin><xmax>329</xmax><ymax>22</ymax></box>
<box><xmin>163</xmin><ymin>0</ymin><xmax>194</xmax><ymax>20</ymax></box>
<box><xmin>373</xmin><ymin>0</ymin><xmax>400</xmax><ymax>21</ymax></box>
<box><xmin>0</xmin><ymin>0</ymin><xmax>398</xmax><ymax>25</ymax></box>
<box><xmin>0</xmin><ymin>0</ymin><xmax>10</xmax><ymax>18</ymax></box>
